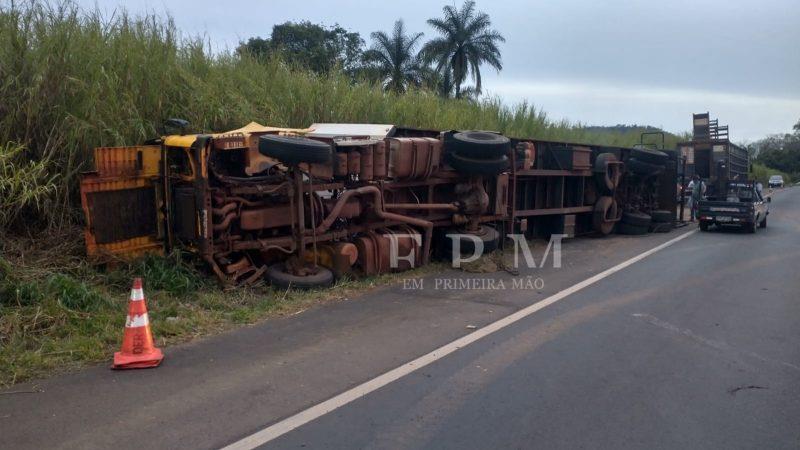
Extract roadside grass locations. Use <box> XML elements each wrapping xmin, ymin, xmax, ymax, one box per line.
<box><xmin>0</xmin><ymin>232</ymin><xmax>447</xmax><ymax>386</ymax></box>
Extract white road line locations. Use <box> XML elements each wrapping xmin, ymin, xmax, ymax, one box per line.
<box><xmin>222</xmin><ymin>229</ymin><xmax>698</xmax><ymax>450</ymax></box>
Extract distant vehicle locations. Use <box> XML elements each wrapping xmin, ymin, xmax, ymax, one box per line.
<box><xmin>698</xmin><ymin>181</ymin><xmax>769</xmax><ymax>233</ymax></box>
<box><xmin>768</xmin><ymin>175</ymin><xmax>784</xmax><ymax>188</ymax></box>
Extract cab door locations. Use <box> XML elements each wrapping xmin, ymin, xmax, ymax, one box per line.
<box><xmin>80</xmin><ymin>146</ymin><xmax>165</xmax><ymax>260</ymax></box>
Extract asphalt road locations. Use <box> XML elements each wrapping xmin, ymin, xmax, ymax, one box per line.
<box><xmin>2</xmin><ymin>188</ymin><xmax>799</xmax><ymax>449</ymax></box>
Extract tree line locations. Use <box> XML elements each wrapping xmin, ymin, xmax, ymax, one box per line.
<box><xmin>750</xmin><ymin>119</ymin><xmax>800</xmax><ymax>181</ymax></box>
<box><xmin>236</xmin><ymin>1</ymin><xmax>503</xmax><ymax>99</ymax></box>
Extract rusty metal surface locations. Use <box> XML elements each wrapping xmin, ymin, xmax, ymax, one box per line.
<box><xmin>91</xmin><ymin>145</ymin><xmax>161</xmax><ymax>178</ymax></box>
<box><xmin>388</xmin><ymin>138</ymin><xmax>441</xmax><ymax>180</ymax></box>
<box><xmin>80</xmin><ymin>146</ymin><xmax>164</xmax><ymax>259</ymax></box>
<box><xmin>85</xmin><ymin>188</ymin><xmax>157</xmax><ymax>244</ymax></box>
<box><xmin>240</xmin><ymin>205</ymin><xmax>294</xmax><ymax>230</ymax></box>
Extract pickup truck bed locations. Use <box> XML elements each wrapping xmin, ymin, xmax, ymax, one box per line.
<box><xmin>697</xmin><ymin>182</ymin><xmax>769</xmax><ymax>233</ymax></box>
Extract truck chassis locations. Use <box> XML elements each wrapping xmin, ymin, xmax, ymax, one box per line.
<box><xmin>80</xmin><ymin>122</ymin><xmax>678</xmax><ymax>287</ymax></box>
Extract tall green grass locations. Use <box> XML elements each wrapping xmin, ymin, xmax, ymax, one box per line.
<box><xmin>0</xmin><ymin>0</ymin><xmax>683</xmax><ymax>232</ymax></box>
<box><xmin>0</xmin><ymin>141</ymin><xmax>57</xmax><ymax>229</ymax></box>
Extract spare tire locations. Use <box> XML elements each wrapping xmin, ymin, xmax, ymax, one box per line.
<box><xmin>593</xmin><ymin>153</ymin><xmax>622</xmax><ymax>193</ymax></box>
<box><xmin>259</xmin><ymin>135</ymin><xmax>331</xmax><ymax>165</ymax></box>
<box><xmin>267</xmin><ymin>263</ymin><xmax>334</xmax><ymax>290</ymax></box>
<box><xmin>592</xmin><ymin>196</ymin><xmax>618</xmax><ymax>235</ymax></box>
<box><xmin>448</xmin><ymin>131</ymin><xmax>510</xmax><ymax>158</ymax></box>
<box><xmin>626</xmin><ymin>158</ymin><xmax>663</xmax><ymax>177</ymax></box>
<box><xmin>631</xmin><ymin>147</ymin><xmax>668</xmax><ymax>165</ymax></box>
<box><xmin>446</xmin><ymin>152</ymin><xmax>509</xmax><ymax>176</ymax></box>
<box><xmin>650</xmin><ymin>210</ymin><xmax>674</xmax><ymax>223</ymax></box>
<box><xmin>621</xmin><ymin>211</ymin><xmax>652</xmax><ymax>227</ymax></box>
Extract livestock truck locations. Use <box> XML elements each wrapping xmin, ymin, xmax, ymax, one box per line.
<box><xmin>676</xmin><ymin>112</ymin><xmax>768</xmax><ymax>232</ymax></box>
<box><xmin>80</xmin><ymin>121</ymin><xmax>678</xmax><ymax>288</ymax></box>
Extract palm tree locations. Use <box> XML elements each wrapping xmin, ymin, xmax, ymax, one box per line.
<box><xmin>422</xmin><ymin>1</ymin><xmax>505</xmax><ymax>98</ymax></box>
<box><xmin>419</xmin><ymin>65</ymin><xmax>454</xmax><ymax>98</ymax></box>
<box><xmin>420</xmin><ymin>67</ymin><xmax>480</xmax><ymax>101</ymax></box>
<box><xmin>362</xmin><ymin>20</ymin><xmax>425</xmax><ymax>94</ymax></box>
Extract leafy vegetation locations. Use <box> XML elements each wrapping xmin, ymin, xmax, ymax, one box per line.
<box><xmin>422</xmin><ymin>1</ymin><xmax>505</xmax><ymax>98</ymax></box>
<box><xmin>362</xmin><ymin>20</ymin><xmax>426</xmax><ymax>93</ymax></box>
<box><xmin>0</xmin><ymin>142</ymin><xmax>57</xmax><ymax>229</ymax></box>
<box><xmin>237</xmin><ymin>21</ymin><xmax>364</xmax><ymax>75</ymax></box>
<box><xmin>751</xmin><ymin>119</ymin><xmax>800</xmax><ymax>182</ymax></box>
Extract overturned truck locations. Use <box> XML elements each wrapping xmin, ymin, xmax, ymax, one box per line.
<box><xmin>80</xmin><ymin>122</ymin><xmax>678</xmax><ymax>287</ymax></box>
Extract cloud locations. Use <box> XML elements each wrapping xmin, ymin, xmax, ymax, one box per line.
<box><xmin>486</xmin><ymin>79</ymin><xmax>800</xmax><ymax>141</ymax></box>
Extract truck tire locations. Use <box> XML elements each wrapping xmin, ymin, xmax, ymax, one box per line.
<box><xmin>442</xmin><ymin>225</ymin><xmax>500</xmax><ymax>261</ymax></box>
<box><xmin>448</xmin><ymin>131</ymin><xmax>510</xmax><ymax>158</ymax></box>
<box><xmin>621</xmin><ymin>211</ymin><xmax>652</xmax><ymax>227</ymax></box>
<box><xmin>446</xmin><ymin>152</ymin><xmax>509</xmax><ymax>176</ymax></box>
<box><xmin>747</xmin><ymin>221</ymin><xmax>757</xmax><ymax>233</ymax></box>
<box><xmin>259</xmin><ymin>135</ymin><xmax>331</xmax><ymax>165</ymax></box>
<box><xmin>650</xmin><ymin>210</ymin><xmax>674</xmax><ymax>223</ymax></box>
<box><xmin>759</xmin><ymin>216</ymin><xmax>767</xmax><ymax>228</ymax></box>
<box><xmin>592</xmin><ymin>196</ymin><xmax>618</xmax><ymax>235</ymax></box>
<box><xmin>618</xmin><ymin>222</ymin><xmax>649</xmax><ymax>235</ymax></box>
<box><xmin>267</xmin><ymin>263</ymin><xmax>334</xmax><ymax>289</ymax></box>
<box><xmin>626</xmin><ymin>158</ymin><xmax>663</xmax><ymax>177</ymax></box>
<box><xmin>699</xmin><ymin>222</ymin><xmax>709</xmax><ymax>231</ymax></box>
<box><xmin>593</xmin><ymin>153</ymin><xmax>621</xmax><ymax>194</ymax></box>
<box><xmin>631</xmin><ymin>147</ymin><xmax>668</xmax><ymax>165</ymax></box>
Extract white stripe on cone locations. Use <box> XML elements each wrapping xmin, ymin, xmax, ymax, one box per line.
<box><xmin>125</xmin><ymin>314</ymin><xmax>150</xmax><ymax>328</ymax></box>
<box><xmin>130</xmin><ymin>288</ymin><xmax>144</xmax><ymax>301</ymax></box>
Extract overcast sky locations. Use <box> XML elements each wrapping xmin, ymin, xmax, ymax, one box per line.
<box><xmin>76</xmin><ymin>0</ymin><xmax>800</xmax><ymax>141</ymax></box>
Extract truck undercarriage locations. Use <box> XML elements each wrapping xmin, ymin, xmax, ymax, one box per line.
<box><xmin>80</xmin><ymin>122</ymin><xmax>678</xmax><ymax>287</ymax></box>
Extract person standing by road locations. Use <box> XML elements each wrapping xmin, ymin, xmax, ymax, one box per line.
<box><xmin>689</xmin><ymin>174</ymin><xmax>705</xmax><ymax>222</ymax></box>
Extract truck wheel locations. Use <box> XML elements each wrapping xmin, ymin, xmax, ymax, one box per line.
<box><xmin>747</xmin><ymin>221</ymin><xmax>756</xmax><ymax>233</ymax></box>
<box><xmin>259</xmin><ymin>135</ymin><xmax>332</xmax><ymax>165</ymax></box>
<box><xmin>699</xmin><ymin>222</ymin><xmax>709</xmax><ymax>231</ymax></box>
<box><xmin>759</xmin><ymin>216</ymin><xmax>767</xmax><ymax>228</ymax></box>
<box><xmin>592</xmin><ymin>196</ymin><xmax>618</xmax><ymax>235</ymax></box>
<box><xmin>631</xmin><ymin>147</ymin><xmax>668</xmax><ymax>165</ymax></box>
<box><xmin>617</xmin><ymin>222</ymin><xmax>649</xmax><ymax>235</ymax></box>
<box><xmin>442</xmin><ymin>225</ymin><xmax>500</xmax><ymax>261</ymax></box>
<box><xmin>626</xmin><ymin>158</ymin><xmax>664</xmax><ymax>177</ymax></box>
<box><xmin>593</xmin><ymin>153</ymin><xmax>621</xmax><ymax>194</ymax></box>
<box><xmin>621</xmin><ymin>211</ymin><xmax>652</xmax><ymax>227</ymax></box>
<box><xmin>267</xmin><ymin>263</ymin><xmax>334</xmax><ymax>290</ymax></box>
<box><xmin>448</xmin><ymin>131</ymin><xmax>510</xmax><ymax>158</ymax></box>
<box><xmin>446</xmin><ymin>152</ymin><xmax>509</xmax><ymax>176</ymax></box>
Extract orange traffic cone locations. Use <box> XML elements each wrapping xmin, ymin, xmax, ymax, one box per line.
<box><xmin>112</xmin><ymin>278</ymin><xmax>164</xmax><ymax>369</ymax></box>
